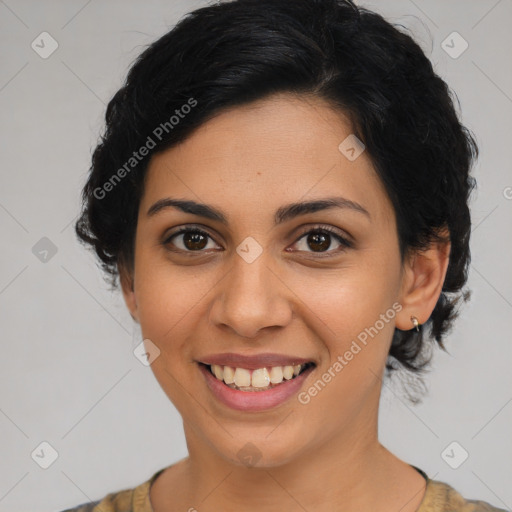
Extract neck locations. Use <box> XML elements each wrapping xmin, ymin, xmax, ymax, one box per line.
<box><xmin>187</xmin><ymin>436</ymin><xmax>384</xmax><ymax>511</ymax></box>
<box><xmin>150</xmin><ymin>385</ymin><xmax>427</xmax><ymax>512</ymax></box>
<box><xmin>174</xmin><ymin>406</ymin><xmax>415</xmax><ymax>511</ymax></box>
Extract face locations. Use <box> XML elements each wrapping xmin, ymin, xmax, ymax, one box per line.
<box><xmin>121</xmin><ymin>93</ymin><xmax>420</xmax><ymax>469</ymax></box>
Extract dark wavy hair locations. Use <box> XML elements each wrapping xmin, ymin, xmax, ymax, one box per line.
<box><xmin>75</xmin><ymin>0</ymin><xmax>478</xmax><ymax>392</ymax></box>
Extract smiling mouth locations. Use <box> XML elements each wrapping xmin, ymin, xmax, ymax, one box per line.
<box><xmin>199</xmin><ymin>362</ymin><xmax>316</xmax><ymax>392</ymax></box>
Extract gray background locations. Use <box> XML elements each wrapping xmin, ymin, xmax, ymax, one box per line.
<box><xmin>0</xmin><ymin>1</ymin><xmax>511</xmax><ymax>511</ymax></box>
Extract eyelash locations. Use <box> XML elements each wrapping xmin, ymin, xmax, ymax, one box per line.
<box><xmin>162</xmin><ymin>224</ymin><xmax>353</xmax><ymax>257</ymax></box>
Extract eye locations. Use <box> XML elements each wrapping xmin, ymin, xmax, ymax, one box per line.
<box><xmin>290</xmin><ymin>225</ymin><xmax>353</xmax><ymax>255</ymax></box>
<box><xmin>162</xmin><ymin>224</ymin><xmax>353</xmax><ymax>256</ymax></box>
<box><xmin>163</xmin><ymin>227</ymin><xmax>221</xmax><ymax>253</ymax></box>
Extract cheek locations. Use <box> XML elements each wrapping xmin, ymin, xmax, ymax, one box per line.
<box><xmin>133</xmin><ymin>261</ymin><xmax>211</xmax><ymax>413</ymax></box>
<box><xmin>292</xmin><ymin>253</ymin><xmax>401</xmax><ymax>399</ymax></box>
<box><xmin>133</xmin><ymin>251</ymin><xmax>214</xmax><ymax>361</ymax></box>
<box><xmin>296</xmin><ymin>275</ymin><xmax>399</xmax><ymax>429</ymax></box>
<box><xmin>293</xmin><ymin>253</ymin><xmax>400</xmax><ymax>337</ymax></box>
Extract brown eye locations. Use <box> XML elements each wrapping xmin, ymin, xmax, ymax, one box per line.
<box><xmin>182</xmin><ymin>231</ymin><xmax>208</xmax><ymax>250</ymax></box>
<box><xmin>164</xmin><ymin>228</ymin><xmax>219</xmax><ymax>252</ymax></box>
<box><xmin>292</xmin><ymin>226</ymin><xmax>353</xmax><ymax>254</ymax></box>
<box><xmin>305</xmin><ymin>232</ymin><xmax>330</xmax><ymax>252</ymax></box>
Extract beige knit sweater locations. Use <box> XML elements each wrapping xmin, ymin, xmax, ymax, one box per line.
<box><xmin>60</xmin><ymin>465</ymin><xmax>508</xmax><ymax>512</ymax></box>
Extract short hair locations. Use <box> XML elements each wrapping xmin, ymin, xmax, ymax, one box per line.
<box><xmin>75</xmin><ymin>0</ymin><xmax>478</xmax><ymax>390</ymax></box>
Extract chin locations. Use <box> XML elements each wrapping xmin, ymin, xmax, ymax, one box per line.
<box><xmin>212</xmin><ymin>432</ymin><xmax>308</xmax><ymax>470</ymax></box>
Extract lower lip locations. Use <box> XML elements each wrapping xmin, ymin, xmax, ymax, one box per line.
<box><xmin>198</xmin><ymin>363</ymin><xmax>315</xmax><ymax>412</ymax></box>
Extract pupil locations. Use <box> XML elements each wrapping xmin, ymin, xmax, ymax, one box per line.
<box><xmin>308</xmin><ymin>232</ymin><xmax>330</xmax><ymax>252</ymax></box>
<box><xmin>184</xmin><ymin>231</ymin><xmax>207</xmax><ymax>250</ymax></box>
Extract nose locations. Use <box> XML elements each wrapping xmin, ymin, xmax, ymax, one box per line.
<box><xmin>209</xmin><ymin>251</ymin><xmax>293</xmax><ymax>339</ymax></box>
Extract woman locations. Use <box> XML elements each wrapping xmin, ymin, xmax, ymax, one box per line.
<box><xmin>63</xmin><ymin>0</ymin><xmax>504</xmax><ymax>510</ymax></box>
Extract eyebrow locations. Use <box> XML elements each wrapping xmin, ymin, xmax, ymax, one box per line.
<box><xmin>146</xmin><ymin>196</ymin><xmax>371</xmax><ymax>224</ymax></box>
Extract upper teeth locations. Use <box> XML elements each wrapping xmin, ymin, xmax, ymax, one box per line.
<box><xmin>210</xmin><ymin>364</ymin><xmax>304</xmax><ymax>388</ymax></box>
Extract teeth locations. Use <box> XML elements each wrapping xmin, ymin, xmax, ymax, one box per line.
<box><xmin>234</xmin><ymin>367</ymin><xmax>251</xmax><ymax>387</ymax></box>
<box><xmin>269</xmin><ymin>366</ymin><xmax>283</xmax><ymax>384</ymax></box>
<box><xmin>223</xmin><ymin>365</ymin><xmax>235</xmax><ymax>384</ymax></box>
<box><xmin>251</xmin><ymin>368</ymin><xmax>270</xmax><ymax>388</ymax></box>
<box><xmin>283</xmin><ymin>365</ymin><xmax>294</xmax><ymax>380</ymax></box>
<box><xmin>208</xmin><ymin>363</ymin><xmax>310</xmax><ymax>391</ymax></box>
<box><xmin>212</xmin><ymin>364</ymin><xmax>223</xmax><ymax>380</ymax></box>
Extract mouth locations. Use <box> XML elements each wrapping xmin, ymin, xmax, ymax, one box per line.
<box><xmin>196</xmin><ymin>352</ymin><xmax>318</xmax><ymax>411</ymax></box>
<box><xmin>198</xmin><ymin>361</ymin><xmax>316</xmax><ymax>392</ymax></box>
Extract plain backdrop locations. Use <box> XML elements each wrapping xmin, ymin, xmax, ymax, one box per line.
<box><xmin>0</xmin><ymin>1</ymin><xmax>511</xmax><ymax>511</ymax></box>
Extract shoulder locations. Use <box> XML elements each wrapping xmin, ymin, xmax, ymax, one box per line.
<box><xmin>421</xmin><ymin>479</ymin><xmax>508</xmax><ymax>512</ymax></box>
<box><xmin>57</xmin><ymin>488</ymin><xmax>135</xmax><ymax>512</ymax></box>
<box><xmin>57</xmin><ymin>466</ymin><xmax>167</xmax><ymax>512</ymax></box>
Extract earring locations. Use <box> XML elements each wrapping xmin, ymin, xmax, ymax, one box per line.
<box><xmin>410</xmin><ymin>316</ymin><xmax>420</xmax><ymax>332</ymax></box>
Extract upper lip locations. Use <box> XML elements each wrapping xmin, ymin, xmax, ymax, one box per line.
<box><xmin>198</xmin><ymin>353</ymin><xmax>315</xmax><ymax>370</ymax></box>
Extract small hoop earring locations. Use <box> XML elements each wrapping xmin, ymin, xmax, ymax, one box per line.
<box><xmin>410</xmin><ymin>316</ymin><xmax>420</xmax><ymax>332</ymax></box>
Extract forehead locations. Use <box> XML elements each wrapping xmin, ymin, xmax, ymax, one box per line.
<box><xmin>140</xmin><ymin>93</ymin><xmax>394</xmax><ymax>228</ymax></box>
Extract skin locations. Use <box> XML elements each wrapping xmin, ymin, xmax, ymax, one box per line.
<box><xmin>120</xmin><ymin>93</ymin><xmax>451</xmax><ymax>512</ymax></box>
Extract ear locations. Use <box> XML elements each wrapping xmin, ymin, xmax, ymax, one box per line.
<box><xmin>118</xmin><ymin>262</ymin><xmax>139</xmax><ymax>323</ymax></box>
<box><xmin>395</xmin><ymin>230</ymin><xmax>451</xmax><ymax>331</ymax></box>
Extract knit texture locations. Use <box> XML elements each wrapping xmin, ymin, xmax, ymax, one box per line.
<box><xmin>59</xmin><ymin>465</ymin><xmax>508</xmax><ymax>512</ymax></box>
